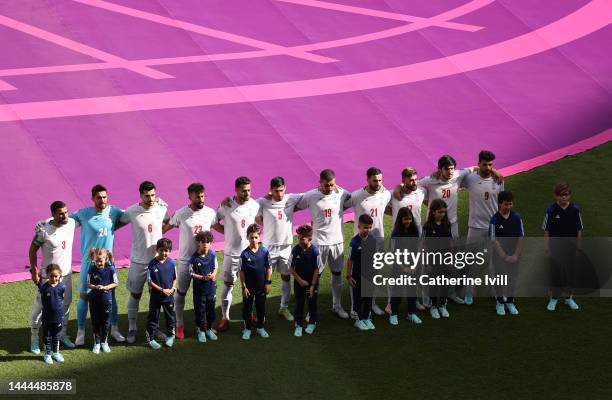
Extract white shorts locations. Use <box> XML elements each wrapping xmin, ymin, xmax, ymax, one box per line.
<box><xmin>318</xmin><ymin>243</ymin><xmax>344</xmax><ymax>273</ymax></box>
<box><xmin>221</xmin><ymin>255</ymin><xmax>241</xmax><ymax>284</ymax></box>
<box><xmin>268</xmin><ymin>244</ymin><xmax>291</xmax><ymax>275</ymax></box>
<box><xmin>176</xmin><ymin>260</ymin><xmax>192</xmax><ymax>294</ymax></box>
<box><xmin>126</xmin><ymin>261</ymin><xmax>149</xmax><ymax>294</ymax></box>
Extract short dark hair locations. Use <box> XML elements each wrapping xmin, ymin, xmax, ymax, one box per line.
<box><xmin>401</xmin><ymin>167</ymin><xmax>417</xmax><ymax>179</ymax></box>
<box><xmin>50</xmin><ymin>201</ymin><xmax>66</xmax><ymax>214</ymax></box>
<box><xmin>91</xmin><ymin>184</ymin><xmax>107</xmax><ymax>197</ymax></box>
<box><xmin>498</xmin><ymin>190</ymin><xmax>514</xmax><ymax>204</ymax></box>
<box><xmin>437</xmin><ymin>155</ymin><xmax>456</xmax><ymax>170</ymax></box>
<box><xmin>246</xmin><ymin>224</ymin><xmax>261</xmax><ymax>237</ymax></box>
<box><xmin>187</xmin><ymin>182</ymin><xmax>205</xmax><ymax>194</ymax></box>
<box><xmin>554</xmin><ymin>182</ymin><xmax>571</xmax><ymax>196</ymax></box>
<box><xmin>156</xmin><ymin>238</ymin><xmax>172</xmax><ymax>251</ymax></box>
<box><xmin>358</xmin><ymin>214</ymin><xmax>374</xmax><ymax>225</ymax></box>
<box><xmin>270</xmin><ymin>176</ymin><xmax>285</xmax><ymax>188</ymax></box>
<box><xmin>235</xmin><ymin>176</ymin><xmax>251</xmax><ymax>188</ymax></box>
<box><xmin>366</xmin><ymin>167</ymin><xmax>381</xmax><ymax>177</ymax></box>
<box><xmin>478</xmin><ymin>150</ymin><xmax>496</xmax><ymax>163</ymax></box>
<box><xmin>139</xmin><ymin>181</ymin><xmax>156</xmax><ymax>194</ymax></box>
<box><xmin>45</xmin><ymin>263</ymin><xmax>61</xmax><ymax>275</ymax></box>
<box><xmin>195</xmin><ymin>231</ymin><xmax>214</xmax><ymax>243</ymax></box>
<box><xmin>320</xmin><ymin>169</ymin><xmax>335</xmax><ymax>182</ymax></box>
<box><xmin>296</xmin><ymin>224</ymin><xmax>313</xmax><ymax>237</ymax></box>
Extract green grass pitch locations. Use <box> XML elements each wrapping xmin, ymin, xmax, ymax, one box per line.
<box><xmin>1</xmin><ymin>142</ymin><xmax>611</xmax><ymax>400</ymax></box>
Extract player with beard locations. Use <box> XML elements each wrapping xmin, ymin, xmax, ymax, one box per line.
<box><xmin>462</xmin><ymin>151</ymin><xmax>504</xmax><ymax>305</ymax></box>
<box><xmin>117</xmin><ymin>181</ymin><xmax>170</xmax><ymax>343</ymax></box>
<box><xmin>254</xmin><ymin>177</ymin><xmax>302</xmax><ymax>321</ymax></box>
<box><xmin>214</xmin><ymin>177</ymin><xmax>261</xmax><ymax>332</ymax></box>
<box><xmin>28</xmin><ymin>201</ymin><xmax>76</xmax><ymax>353</ymax></box>
<box><xmin>163</xmin><ymin>182</ymin><xmax>219</xmax><ymax>339</ymax></box>
<box><xmin>346</xmin><ymin>167</ymin><xmax>391</xmax><ymax>317</ymax></box>
<box><xmin>297</xmin><ymin>169</ymin><xmax>352</xmax><ymax>319</ymax></box>
<box><xmin>71</xmin><ymin>185</ymin><xmax>125</xmax><ymax>346</ymax></box>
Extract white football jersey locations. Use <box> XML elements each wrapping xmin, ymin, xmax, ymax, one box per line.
<box><xmin>297</xmin><ymin>188</ymin><xmax>351</xmax><ymax>246</ymax></box>
<box><xmin>391</xmin><ymin>186</ymin><xmax>427</xmax><ymax>230</ymax></box>
<box><xmin>257</xmin><ymin>193</ymin><xmax>302</xmax><ymax>247</ymax></box>
<box><xmin>348</xmin><ymin>188</ymin><xmax>391</xmax><ymax>238</ymax></box>
<box><xmin>32</xmin><ymin>218</ymin><xmax>76</xmax><ymax>277</ymax></box>
<box><xmin>120</xmin><ymin>203</ymin><xmax>169</xmax><ymax>264</ymax></box>
<box><xmin>419</xmin><ymin>168</ymin><xmax>470</xmax><ymax>224</ymax></box>
<box><xmin>216</xmin><ymin>198</ymin><xmax>261</xmax><ymax>257</ymax></box>
<box><xmin>462</xmin><ymin>173</ymin><xmax>505</xmax><ymax>229</ymax></box>
<box><xmin>169</xmin><ymin>205</ymin><xmax>217</xmax><ymax>261</ymax></box>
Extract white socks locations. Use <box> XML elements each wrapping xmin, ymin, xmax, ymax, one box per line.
<box><xmin>280</xmin><ymin>279</ymin><xmax>291</xmax><ymax>309</ymax></box>
<box><xmin>221</xmin><ymin>285</ymin><xmax>233</xmax><ymax>320</ymax></box>
<box><xmin>331</xmin><ymin>274</ymin><xmax>343</xmax><ymax>308</ymax></box>
<box><xmin>174</xmin><ymin>292</ymin><xmax>186</xmax><ymax>326</ymax></box>
<box><xmin>127</xmin><ymin>295</ymin><xmax>140</xmax><ymax>331</ymax></box>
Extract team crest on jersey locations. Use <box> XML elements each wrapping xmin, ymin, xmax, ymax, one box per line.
<box><xmin>499</xmin><ymin>225</ymin><xmax>504</xmax><ymax>229</ymax></box>
<box><xmin>555</xmin><ymin>215</ymin><xmax>561</xmax><ymax>219</ymax></box>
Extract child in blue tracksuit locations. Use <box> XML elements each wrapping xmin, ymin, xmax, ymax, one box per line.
<box><xmin>542</xmin><ymin>182</ymin><xmax>583</xmax><ymax>311</ymax></box>
<box><xmin>239</xmin><ymin>224</ymin><xmax>272</xmax><ymax>340</ymax></box>
<box><xmin>87</xmin><ymin>248</ymin><xmax>118</xmax><ymax>354</ymax></box>
<box><xmin>189</xmin><ymin>231</ymin><xmax>218</xmax><ymax>343</ymax></box>
<box><xmin>289</xmin><ymin>224</ymin><xmax>323</xmax><ymax>337</ymax></box>
<box><xmin>347</xmin><ymin>214</ymin><xmax>378</xmax><ymax>331</ymax></box>
<box><xmin>147</xmin><ymin>238</ymin><xmax>177</xmax><ymax>350</ymax></box>
<box><xmin>38</xmin><ymin>264</ymin><xmax>66</xmax><ymax>364</ymax></box>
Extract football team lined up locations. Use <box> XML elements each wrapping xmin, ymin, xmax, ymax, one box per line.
<box><xmin>28</xmin><ymin>150</ymin><xmax>583</xmax><ymax>364</ymax></box>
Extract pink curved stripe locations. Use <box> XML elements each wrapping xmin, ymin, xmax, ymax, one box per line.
<box><xmin>0</xmin><ymin>0</ymin><xmax>486</xmax><ymax>79</ymax></box>
<box><xmin>0</xmin><ymin>79</ymin><xmax>16</xmax><ymax>90</ymax></box>
<box><xmin>0</xmin><ymin>14</ymin><xmax>172</xmax><ymax>80</ymax></box>
<box><xmin>1</xmin><ymin>0</ymin><xmax>609</xmax><ymax>122</ymax></box>
<box><xmin>499</xmin><ymin>128</ymin><xmax>612</xmax><ymax>176</ymax></box>
<box><xmin>72</xmin><ymin>0</ymin><xmax>336</xmax><ymax>63</ymax></box>
<box><xmin>276</xmin><ymin>0</ymin><xmax>482</xmax><ymax>31</ymax></box>
<box><xmin>3</xmin><ymin>128</ymin><xmax>609</xmax><ymax>283</ymax></box>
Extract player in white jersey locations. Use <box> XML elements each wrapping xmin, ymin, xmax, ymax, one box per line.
<box><xmin>346</xmin><ymin>167</ymin><xmax>391</xmax><ymax>317</ymax></box>
<box><xmin>163</xmin><ymin>182</ymin><xmax>218</xmax><ymax>339</ymax></box>
<box><xmin>418</xmin><ymin>155</ymin><xmax>475</xmax><ymax>304</ymax></box>
<box><xmin>214</xmin><ymin>176</ymin><xmax>261</xmax><ymax>332</ymax></box>
<box><xmin>254</xmin><ymin>176</ymin><xmax>302</xmax><ymax>321</ymax></box>
<box><xmin>390</xmin><ymin>167</ymin><xmax>427</xmax><ymax>236</ymax></box>
<box><xmin>28</xmin><ymin>201</ymin><xmax>76</xmax><ymax>353</ymax></box>
<box><xmin>116</xmin><ymin>181</ymin><xmax>170</xmax><ymax>343</ymax></box>
<box><xmin>297</xmin><ymin>169</ymin><xmax>352</xmax><ymax>319</ymax></box>
<box><xmin>418</xmin><ymin>155</ymin><xmax>474</xmax><ymax>239</ymax></box>
<box><xmin>461</xmin><ymin>151</ymin><xmax>504</xmax><ymax>304</ymax></box>
<box><xmin>389</xmin><ymin>167</ymin><xmax>429</xmax><ymax>312</ymax></box>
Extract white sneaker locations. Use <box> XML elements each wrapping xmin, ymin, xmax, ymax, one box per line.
<box><xmin>450</xmin><ymin>296</ymin><xmax>465</xmax><ymax>305</ymax></box>
<box><xmin>333</xmin><ymin>305</ymin><xmax>349</xmax><ymax>319</ymax></box>
<box><xmin>371</xmin><ymin>303</ymin><xmax>385</xmax><ymax>316</ymax></box>
<box><xmin>111</xmin><ymin>326</ymin><xmax>125</xmax><ymax>342</ymax></box>
<box><xmin>75</xmin><ymin>329</ymin><xmax>85</xmax><ymax>346</ymax></box>
<box><xmin>350</xmin><ymin>309</ymin><xmax>358</xmax><ymax>320</ymax></box>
